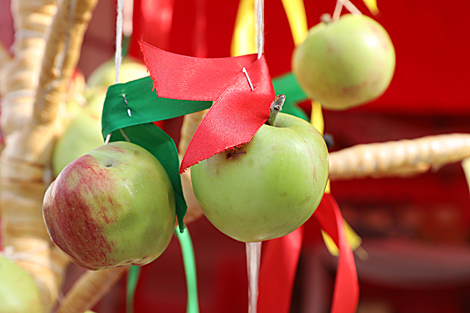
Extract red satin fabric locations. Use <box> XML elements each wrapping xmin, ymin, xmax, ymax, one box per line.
<box><xmin>140</xmin><ymin>41</ymin><xmax>275</xmax><ymax>173</ymax></box>
<box><xmin>315</xmin><ymin>193</ymin><xmax>359</xmax><ymax>313</ymax></box>
<box><xmin>129</xmin><ymin>0</ymin><xmax>175</xmax><ymax>60</ymax></box>
<box><xmin>258</xmin><ymin>226</ymin><xmax>304</xmax><ymax>313</ymax></box>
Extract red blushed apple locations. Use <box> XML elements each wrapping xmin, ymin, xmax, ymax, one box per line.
<box><xmin>43</xmin><ymin>141</ymin><xmax>176</xmax><ymax>270</ymax></box>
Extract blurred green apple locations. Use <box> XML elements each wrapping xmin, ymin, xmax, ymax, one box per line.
<box><xmin>53</xmin><ymin>109</ymin><xmax>104</xmax><ymax>177</ymax></box>
<box><xmin>191</xmin><ymin>113</ymin><xmax>329</xmax><ymax>242</ymax></box>
<box><xmin>43</xmin><ymin>141</ymin><xmax>176</xmax><ymax>270</ymax></box>
<box><xmin>292</xmin><ymin>14</ymin><xmax>395</xmax><ymax>110</ymax></box>
<box><xmin>86</xmin><ymin>57</ymin><xmax>149</xmax><ymax>88</ymax></box>
<box><xmin>53</xmin><ymin>87</ymin><xmax>107</xmax><ymax>177</ymax></box>
<box><xmin>54</xmin><ymin>57</ymin><xmax>148</xmax><ymax>177</ymax></box>
<box><xmin>0</xmin><ymin>256</ymin><xmax>45</xmax><ymax>313</ymax></box>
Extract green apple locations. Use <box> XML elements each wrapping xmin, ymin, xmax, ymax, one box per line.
<box><xmin>82</xmin><ymin>86</ymin><xmax>107</xmax><ymax>118</ymax></box>
<box><xmin>53</xmin><ymin>87</ymin><xmax>107</xmax><ymax>177</ymax></box>
<box><xmin>53</xmin><ymin>109</ymin><xmax>104</xmax><ymax>177</ymax></box>
<box><xmin>86</xmin><ymin>57</ymin><xmax>149</xmax><ymax>88</ymax></box>
<box><xmin>0</xmin><ymin>256</ymin><xmax>45</xmax><ymax>313</ymax></box>
<box><xmin>190</xmin><ymin>112</ymin><xmax>329</xmax><ymax>242</ymax></box>
<box><xmin>43</xmin><ymin>141</ymin><xmax>176</xmax><ymax>270</ymax></box>
<box><xmin>292</xmin><ymin>14</ymin><xmax>396</xmax><ymax>110</ymax></box>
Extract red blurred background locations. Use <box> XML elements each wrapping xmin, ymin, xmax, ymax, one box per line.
<box><xmin>2</xmin><ymin>0</ymin><xmax>470</xmax><ymax>312</ymax></box>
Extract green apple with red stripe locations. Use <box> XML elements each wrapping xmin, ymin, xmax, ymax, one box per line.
<box><xmin>43</xmin><ymin>141</ymin><xmax>175</xmax><ymax>270</ymax></box>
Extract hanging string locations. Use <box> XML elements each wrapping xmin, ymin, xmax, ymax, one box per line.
<box><xmin>108</xmin><ymin>0</ymin><xmax>132</xmax><ymax>145</ymax></box>
<box><xmin>256</xmin><ymin>0</ymin><xmax>264</xmax><ymax>60</ymax></box>
<box><xmin>333</xmin><ymin>0</ymin><xmax>362</xmax><ymax>22</ymax></box>
<box><xmin>246</xmin><ymin>3</ymin><xmax>264</xmax><ymax>312</ymax></box>
<box><xmin>115</xmin><ymin>0</ymin><xmax>125</xmax><ymax>84</ymax></box>
<box><xmin>105</xmin><ymin>0</ymin><xmax>124</xmax><ymax>145</ymax></box>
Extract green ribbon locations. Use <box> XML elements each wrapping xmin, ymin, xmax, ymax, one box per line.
<box><xmin>175</xmin><ymin>227</ymin><xmax>199</xmax><ymax>313</ymax></box>
<box><xmin>126</xmin><ymin>265</ymin><xmax>141</xmax><ymax>313</ymax></box>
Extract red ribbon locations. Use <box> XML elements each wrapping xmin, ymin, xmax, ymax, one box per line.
<box><xmin>315</xmin><ymin>193</ymin><xmax>359</xmax><ymax>313</ymax></box>
<box><xmin>140</xmin><ymin>41</ymin><xmax>276</xmax><ymax>173</ymax></box>
<box><xmin>257</xmin><ymin>193</ymin><xmax>359</xmax><ymax>313</ymax></box>
<box><xmin>258</xmin><ymin>226</ymin><xmax>304</xmax><ymax>313</ymax></box>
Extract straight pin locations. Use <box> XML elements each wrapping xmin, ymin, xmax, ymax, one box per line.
<box><xmin>242</xmin><ymin>67</ymin><xmax>254</xmax><ymax>91</ymax></box>
<box><xmin>122</xmin><ymin>94</ymin><xmax>132</xmax><ymax>117</ymax></box>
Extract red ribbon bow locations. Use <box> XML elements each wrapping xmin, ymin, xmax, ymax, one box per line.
<box><xmin>141</xmin><ymin>41</ymin><xmax>276</xmax><ymax>172</ymax></box>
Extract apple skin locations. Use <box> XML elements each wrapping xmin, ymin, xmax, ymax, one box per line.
<box><xmin>292</xmin><ymin>14</ymin><xmax>396</xmax><ymax>110</ymax></box>
<box><xmin>0</xmin><ymin>256</ymin><xmax>45</xmax><ymax>313</ymax></box>
<box><xmin>190</xmin><ymin>113</ymin><xmax>329</xmax><ymax>242</ymax></box>
<box><xmin>43</xmin><ymin>141</ymin><xmax>176</xmax><ymax>270</ymax></box>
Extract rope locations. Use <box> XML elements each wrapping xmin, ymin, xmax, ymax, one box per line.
<box><xmin>0</xmin><ymin>245</ymin><xmax>64</xmax><ymax>277</ymax></box>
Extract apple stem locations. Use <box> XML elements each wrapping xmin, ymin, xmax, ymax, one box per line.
<box><xmin>321</xmin><ymin>13</ymin><xmax>332</xmax><ymax>24</ymax></box>
<box><xmin>266</xmin><ymin>94</ymin><xmax>285</xmax><ymax>127</ymax></box>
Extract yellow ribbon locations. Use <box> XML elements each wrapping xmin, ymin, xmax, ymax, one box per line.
<box><xmin>231</xmin><ymin>0</ymin><xmax>256</xmax><ymax>57</ymax></box>
<box><xmin>363</xmin><ymin>0</ymin><xmax>379</xmax><ymax>15</ymax></box>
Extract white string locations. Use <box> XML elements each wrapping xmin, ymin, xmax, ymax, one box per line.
<box><xmin>333</xmin><ymin>0</ymin><xmax>362</xmax><ymax>22</ymax></box>
<box><xmin>246</xmin><ymin>4</ymin><xmax>264</xmax><ymax>313</ymax></box>
<box><xmin>119</xmin><ymin>128</ymin><xmax>131</xmax><ymax>142</ymax></box>
<box><xmin>344</xmin><ymin>0</ymin><xmax>362</xmax><ymax>15</ymax></box>
<box><xmin>255</xmin><ymin>0</ymin><xmax>264</xmax><ymax>60</ymax></box>
<box><xmin>115</xmin><ymin>0</ymin><xmax>125</xmax><ymax>84</ymax></box>
<box><xmin>107</xmin><ymin>0</ymin><xmax>131</xmax><ymax>145</ymax></box>
<box><xmin>105</xmin><ymin>133</ymin><xmax>112</xmax><ymax>145</ymax></box>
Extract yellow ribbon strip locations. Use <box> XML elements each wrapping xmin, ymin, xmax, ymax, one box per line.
<box><xmin>231</xmin><ymin>0</ymin><xmax>256</xmax><ymax>57</ymax></box>
<box><xmin>363</xmin><ymin>0</ymin><xmax>379</xmax><ymax>15</ymax></box>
